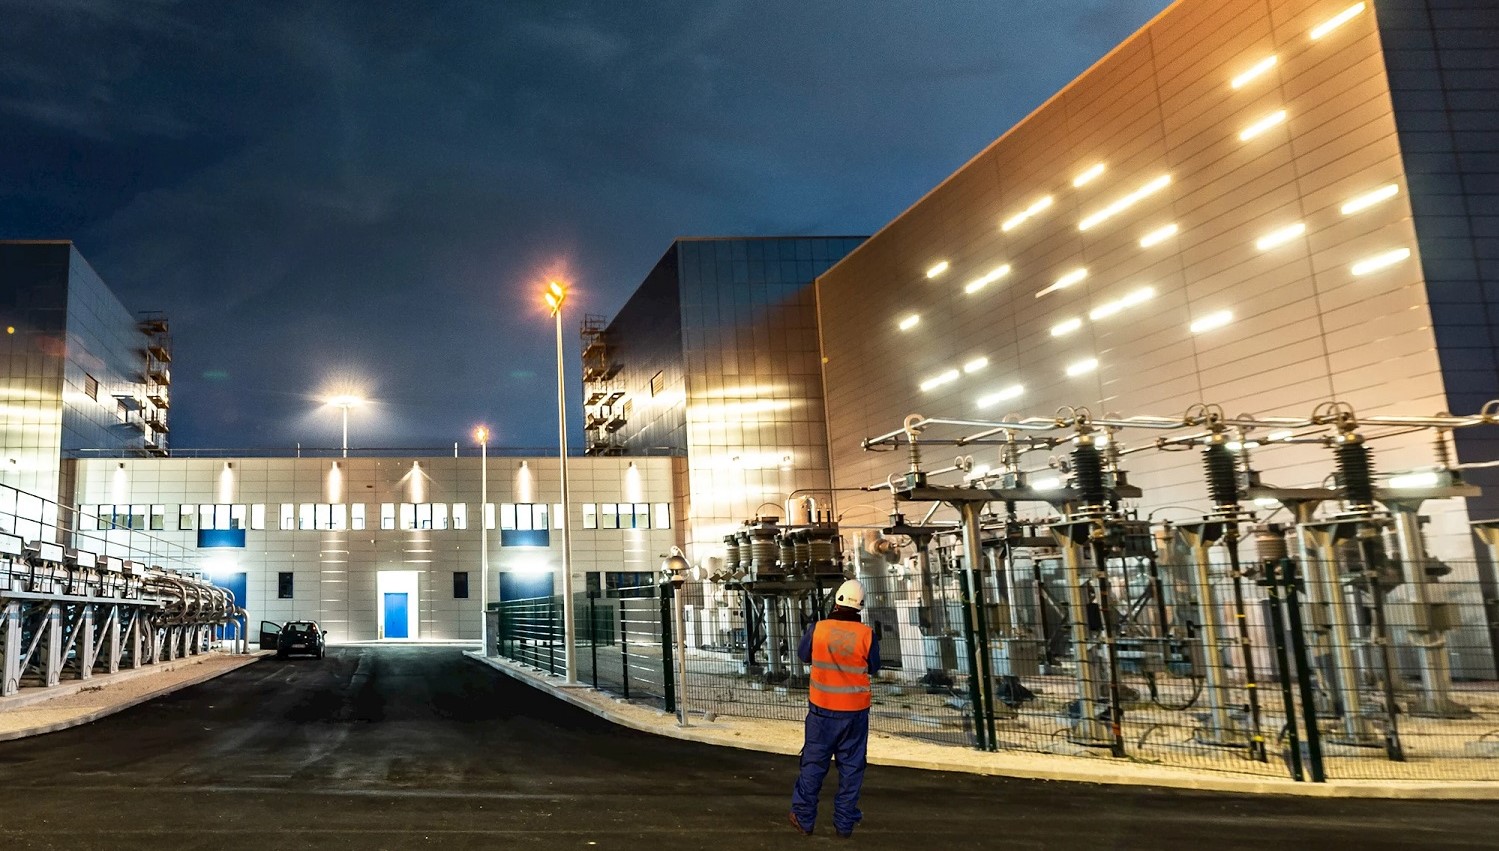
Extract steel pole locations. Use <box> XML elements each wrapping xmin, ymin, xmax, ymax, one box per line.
<box><xmin>341</xmin><ymin>407</ymin><xmax>349</xmax><ymax>458</ymax></box>
<box><xmin>555</xmin><ymin>308</ymin><xmax>578</xmax><ymax>683</ymax></box>
<box><xmin>480</xmin><ymin>438</ymin><xmax>489</xmax><ymax>654</ymax></box>
<box><xmin>673</xmin><ymin>579</ymin><xmax>689</xmax><ymax>726</ymax></box>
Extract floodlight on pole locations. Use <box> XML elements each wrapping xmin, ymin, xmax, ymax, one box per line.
<box><xmin>545</xmin><ymin>279</ymin><xmax>578</xmax><ymax>684</ymax></box>
<box><xmin>325</xmin><ymin>394</ymin><xmax>366</xmax><ymax>458</ymax></box>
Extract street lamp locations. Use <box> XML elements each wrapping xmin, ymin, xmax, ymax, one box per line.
<box><xmin>325</xmin><ymin>394</ymin><xmax>365</xmax><ymax>458</ymax></box>
<box><xmin>475</xmin><ymin>425</ymin><xmax>490</xmax><ymax>655</ymax></box>
<box><xmin>545</xmin><ymin>279</ymin><xmax>578</xmax><ymax>684</ymax></box>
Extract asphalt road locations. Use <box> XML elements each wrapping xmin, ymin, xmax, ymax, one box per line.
<box><xmin>0</xmin><ymin>646</ymin><xmax>1493</xmax><ymax>849</ymax></box>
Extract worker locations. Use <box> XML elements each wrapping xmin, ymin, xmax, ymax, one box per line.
<box><xmin>788</xmin><ymin>579</ymin><xmax>880</xmax><ymax>838</ymax></box>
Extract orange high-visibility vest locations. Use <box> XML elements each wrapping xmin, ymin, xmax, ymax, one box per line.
<box><xmin>808</xmin><ymin>619</ymin><xmax>873</xmax><ymax>711</ymax></box>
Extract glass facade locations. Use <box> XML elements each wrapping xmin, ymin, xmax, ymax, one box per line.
<box><xmin>596</xmin><ymin>236</ymin><xmax>864</xmax><ymax>559</ymax></box>
<box><xmin>0</xmin><ymin>241</ymin><xmax>161</xmax><ymax>504</ymax></box>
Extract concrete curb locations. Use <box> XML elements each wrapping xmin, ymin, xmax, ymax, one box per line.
<box><xmin>464</xmin><ymin>651</ymin><xmax>1499</xmax><ymax>801</ymax></box>
<box><xmin>0</xmin><ymin>652</ymin><xmax>265</xmax><ymax>742</ymax></box>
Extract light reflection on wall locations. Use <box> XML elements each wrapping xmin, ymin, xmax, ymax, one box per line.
<box><xmin>516</xmin><ymin>460</ymin><xmax>534</xmax><ymax>503</ymax></box>
<box><xmin>327</xmin><ymin>462</ymin><xmax>343</xmax><ymax>504</ymax></box>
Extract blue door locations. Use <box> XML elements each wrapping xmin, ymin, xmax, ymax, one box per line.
<box><xmin>384</xmin><ymin>592</ymin><xmax>409</xmax><ymax>639</ymax></box>
<box><xmin>213</xmin><ymin>572</ymin><xmax>247</xmax><ymax>640</ymax></box>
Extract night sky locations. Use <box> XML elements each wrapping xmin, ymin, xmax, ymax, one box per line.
<box><xmin>2</xmin><ymin>0</ymin><xmax>1168</xmax><ymax>452</ymax></box>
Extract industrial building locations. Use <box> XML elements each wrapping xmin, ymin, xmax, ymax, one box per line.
<box><xmin>583</xmin><ymin>236</ymin><xmax>863</xmax><ymax>560</ymax></box>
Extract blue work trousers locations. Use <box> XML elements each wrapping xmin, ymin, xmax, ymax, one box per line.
<box><xmin>790</xmin><ymin>705</ymin><xmax>869</xmax><ymax>834</ymax></box>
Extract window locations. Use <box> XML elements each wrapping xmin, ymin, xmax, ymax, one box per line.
<box><xmin>280</xmin><ymin>504</ymin><xmax>295</xmax><ymax>531</ymax></box>
<box><xmin>116</xmin><ymin>399</ymin><xmax>128</xmax><ymax>424</ymax></box>
<box><xmin>531</xmin><ymin>503</ymin><xmax>548</xmax><ymax>531</ymax></box>
<box><xmin>95</xmin><ymin>505</ymin><xmax>111</xmax><ymax>531</ymax></box>
<box><xmin>84</xmin><ymin>374</ymin><xmax>99</xmax><ymax>400</ymax></box>
<box><xmin>149</xmin><ymin>505</ymin><xmax>165</xmax><ymax>531</ymax></box>
<box><xmin>583</xmin><ymin>503</ymin><xmax>598</xmax><ymax>530</ymax></box>
<box><xmin>452</xmin><ymin>503</ymin><xmax>467</xmax><ymax>530</ymax></box>
<box><xmin>654</xmin><ymin>503</ymin><xmax>671</xmax><ymax>529</ymax></box>
<box><xmin>299</xmin><ymin>504</ymin><xmax>314</xmax><ymax>530</ymax></box>
<box><xmin>399</xmin><ymin>503</ymin><xmax>415</xmax><ymax>530</ymax></box>
<box><xmin>278</xmin><ymin>572</ymin><xmax>294</xmax><ymax>599</ymax></box>
<box><xmin>606</xmin><ymin>571</ymin><xmax>655</xmax><ymax>598</ymax></box>
<box><xmin>417</xmin><ymin>503</ymin><xmax>433</xmax><ymax>530</ymax></box>
<box><xmin>380</xmin><ymin>503</ymin><xmax>395</xmax><ymax>531</ymax></box>
<box><xmin>601</xmin><ymin>502</ymin><xmax>618</xmax><ymax>529</ymax></box>
<box><xmin>251</xmin><ymin>504</ymin><xmax>266</xmax><ymax>531</ymax></box>
<box><xmin>483</xmin><ymin>503</ymin><xmax>495</xmax><ymax>530</ymax></box>
<box><xmin>634</xmin><ymin>503</ymin><xmax>650</xmax><ymax>530</ymax></box>
<box><xmin>552</xmin><ymin>503</ymin><xmax>563</xmax><ymax>529</ymax></box>
<box><xmin>650</xmin><ymin>370</ymin><xmax>664</xmax><ymax>396</ymax></box>
<box><xmin>315</xmin><ymin>504</ymin><xmax>331</xmax><ymax>530</ymax></box>
<box><xmin>230</xmin><ymin>504</ymin><xmax>246</xmax><ymax>530</ymax></box>
<box><xmin>180</xmin><ymin>504</ymin><xmax>196</xmax><ymax>531</ymax></box>
<box><xmin>453</xmin><ymin>572</ymin><xmax>469</xmax><ymax>599</ymax></box>
<box><xmin>199</xmin><ymin>504</ymin><xmax>214</xmax><ymax>531</ymax></box>
<box><xmin>351</xmin><ymin>503</ymin><xmax>366</xmax><ymax>531</ymax></box>
<box><xmin>500</xmin><ymin>503</ymin><xmax>518</xmax><ymax>530</ymax></box>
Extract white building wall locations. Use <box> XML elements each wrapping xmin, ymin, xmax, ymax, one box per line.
<box><xmin>71</xmin><ymin>455</ymin><xmax>682</xmax><ymax>641</ymax></box>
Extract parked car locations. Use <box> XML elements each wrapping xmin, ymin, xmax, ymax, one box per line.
<box><xmin>259</xmin><ymin>620</ymin><xmax>326</xmax><ymax>659</ymax></box>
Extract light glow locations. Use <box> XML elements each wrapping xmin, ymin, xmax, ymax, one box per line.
<box><xmin>1310</xmin><ymin>2</ymin><xmax>1365</xmax><ymax>39</ymax></box>
<box><xmin>1050</xmin><ymin>317</ymin><xmax>1083</xmax><ymax>337</ymax></box>
<box><xmin>1239</xmin><ymin>109</ymin><xmax>1287</xmax><ymax>141</ymax></box>
<box><xmin>1035</xmin><ymin>267</ymin><xmax>1088</xmax><ymax>298</ymax></box>
<box><xmin>1255</xmin><ymin>222</ymin><xmax>1306</xmax><ymax>251</ymax></box>
<box><xmin>1387</xmin><ymin>471</ymin><xmax>1440</xmax><ymax>490</ymax></box>
<box><xmin>977</xmin><ymin>384</ymin><xmax>1024</xmax><ymax>407</ymax></box>
<box><xmin>1088</xmin><ymin>287</ymin><xmax>1155</xmax><ymax>321</ymax></box>
<box><xmin>325</xmin><ymin>394</ymin><xmax>365</xmax><ymax>409</ymax></box>
<box><xmin>1030</xmin><ymin>476</ymin><xmax>1062</xmax><ymax>490</ymax></box>
<box><xmin>1267</xmin><ymin>430</ymin><xmax>1294</xmax><ymax>441</ymax></box>
<box><xmin>964</xmin><ymin>264</ymin><xmax>1011</xmax><ymax>294</ymax></box>
<box><xmin>962</xmin><ymin>357</ymin><xmax>989</xmax><ymax>374</ymax></box>
<box><xmin>1077</xmin><ymin>174</ymin><xmax>1171</xmax><ymax>231</ymax></box>
<box><xmin>1351</xmin><ymin>247</ymin><xmax>1411</xmax><ymax>276</ymax></box>
<box><xmin>898</xmin><ymin>313</ymin><xmax>920</xmax><ymax>331</ymax></box>
<box><xmin>1065</xmin><ymin>358</ymin><xmax>1098</xmax><ymax>377</ymax></box>
<box><xmin>1140</xmin><ymin>223</ymin><xmax>1179</xmax><ymax>247</ymax></box>
<box><xmin>1001</xmin><ymin>195</ymin><xmax>1054</xmax><ymax>232</ymax></box>
<box><xmin>1073</xmin><ymin>163</ymin><xmax>1105</xmax><ymax>187</ymax></box>
<box><xmin>926</xmin><ymin>260</ymin><xmax>950</xmax><ymax>279</ymax></box>
<box><xmin>1190</xmin><ymin>310</ymin><xmax>1233</xmax><ymax>333</ymax></box>
<box><xmin>918</xmin><ymin>369</ymin><xmax>961</xmax><ymax>392</ymax></box>
<box><xmin>1231</xmin><ymin>55</ymin><xmax>1278</xmax><ymax>89</ymax></box>
<box><xmin>1340</xmin><ymin>183</ymin><xmax>1399</xmax><ymax>215</ymax></box>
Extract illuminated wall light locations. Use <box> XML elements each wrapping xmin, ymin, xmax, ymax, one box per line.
<box><xmin>1239</xmin><ymin>109</ymin><xmax>1287</xmax><ymax>141</ymax></box>
<box><xmin>1388</xmin><ymin>471</ymin><xmax>1440</xmax><ymax>490</ymax></box>
<box><xmin>964</xmin><ymin>264</ymin><xmax>1011</xmax><ymax>294</ymax></box>
<box><xmin>897</xmin><ymin>313</ymin><xmax>920</xmax><ymax>331</ymax></box>
<box><xmin>1089</xmin><ymin>287</ymin><xmax>1156</xmax><ymax>321</ymax></box>
<box><xmin>962</xmin><ymin>357</ymin><xmax>989</xmax><ymax>374</ymax></box>
<box><xmin>1255</xmin><ymin>222</ymin><xmax>1306</xmax><ymax>251</ymax></box>
<box><xmin>1050</xmin><ymin>317</ymin><xmax>1083</xmax><ymax>336</ymax></box>
<box><xmin>1001</xmin><ymin>195</ymin><xmax>1054</xmax><ymax>232</ymax></box>
<box><xmin>1065</xmin><ymin>358</ymin><xmax>1098</xmax><ymax>377</ymax></box>
<box><xmin>1035</xmin><ymin>267</ymin><xmax>1088</xmax><ymax>298</ymax></box>
<box><xmin>1230</xmin><ymin>55</ymin><xmax>1278</xmax><ymax>89</ymax></box>
<box><xmin>918</xmin><ymin>369</ymin><xmax>961</xmax><ymax>392</ymax></box>
<box><xmin>1077</xmin><ymin>174</ymin><xmax>1171</xmax><ymax>231</ymax></box>
<box><xmin>1310</xmin><ymin>2</ymin><xmax>1365</xmax><ymax>40</ymax></box>
<box><xmin>977</xmin><ymin>384</ymin><xmax>1024</xmax><ymax>407</ymax></box>
<box><xmin>926</xmin><ymin>260</ymin><xmax>950</xmax><ymax>279</ymax></box>
<box><xmin>1072</xmin><ymin>162</ymin><xmax>1105</xmax><ymax>187</ymax></box>
<box><xmin>1350</xmin><ymin>247</ymin><xmax>1411</xmax><ymax>276</ymax></box>
<box><xmin>1340</xmin><ymin>183</ymin><xmax>1399</xmax><ymax>215</ymax></box>
<box><xmin>1190</xmin><ymin>310</ymin><xmax>1233</xmax><ymax>333</ymax></box>
<box><xmin>1139</xmin><ymin>223</ymin><xmax>1179</xmax><ymax>248</ymax></box>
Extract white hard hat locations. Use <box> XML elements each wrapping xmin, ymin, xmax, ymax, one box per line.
<box><xmin>834</xmin><ymin>579</ymin><xmax>866</xmax><ymax>612</ymax></box>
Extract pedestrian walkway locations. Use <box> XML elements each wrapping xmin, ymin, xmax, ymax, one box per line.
<box><xmin>465</xmin><ymin>650</ymin><xmax>1499</xmax><ymax>801</ymax></box>
<box><xmin>0</xmin><ymin>651</ymin><xmax>264</xmax><ymax>741</ymax></box>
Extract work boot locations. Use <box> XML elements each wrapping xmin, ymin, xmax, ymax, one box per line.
<box><xmin>787</xmin><ymin>812</ymin><xmax>811</xmax><ymax>836</ymax></box>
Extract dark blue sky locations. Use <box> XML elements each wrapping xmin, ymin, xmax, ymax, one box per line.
<box><xmin>2</xmin><ymin>0</ymin><xmax>1168</xmax><ymax>451</ymax></box>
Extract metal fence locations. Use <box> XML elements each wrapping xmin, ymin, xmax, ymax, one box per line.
<box><xmin>491</xmin><ymin>560</ymin><xmax>1499</xmax><ymax>783</ymax></box>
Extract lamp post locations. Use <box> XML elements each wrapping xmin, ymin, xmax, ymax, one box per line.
<box><xmin>326</xmin><ymin>394</ymin><xmax>365</xmax><ymax>458</ymax></box>
<box><xmin>476</xmin><ymin>425</ymin><xmax>490</xmax><ymax>655</ymax></box>
<box><xmin>663</xmin><ymin>547</ymin><xmax>691</xmax><ymax>726</ymax></box>
<box><xmin>544</xmin><ymin>280</ymin><xmax>578</xmax><ymax>684</ymax></box>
